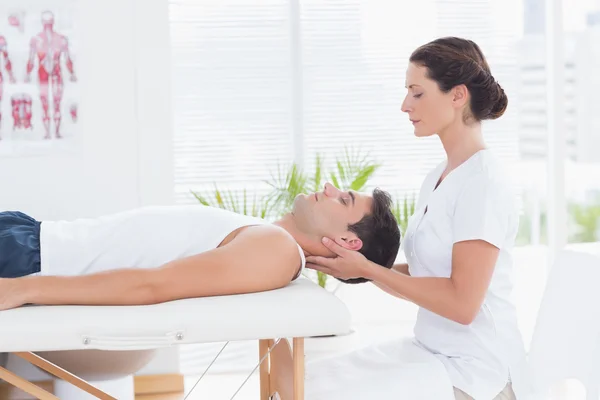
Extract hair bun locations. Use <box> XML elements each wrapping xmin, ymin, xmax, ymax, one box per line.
<box><xmin>488</xmin><ymin>80</ymin><xmax>508</xmax><ymax>120</ymax></box>
<box><xmin>467</xmin><ymin>70</ymin><xmax>507</xmax><ymax>121</ymax></box>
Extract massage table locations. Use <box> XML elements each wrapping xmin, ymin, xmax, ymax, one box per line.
<box><xmin>0</xmin><ymin>277</ymin><xmax>352</xmax><ymax>399</ymax></box>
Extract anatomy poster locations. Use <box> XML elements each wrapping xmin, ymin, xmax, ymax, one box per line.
<box><xmin>0</xmin><ymin>2</ymin><xmax>79</xmax><ymax>156</ymax></box>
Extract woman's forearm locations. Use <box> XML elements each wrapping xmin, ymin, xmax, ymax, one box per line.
<box><xmin>365</xmin><ymin>265</ymin><xmax>474</xmax><ymax>325</ymax></box>
<box><xmin>19</xmin><ymin>269</ymin><xmax>159</xmax><ymax>306</ymax></box>
<box><xmin>371</xmin><ymin>263</ymin><xmax>410</xmax><ymax>299</ymax></box>
<box><xmin>372</xmin><ymin>281</ymin><xmax>408</xmax><ymax>300</ymax></box>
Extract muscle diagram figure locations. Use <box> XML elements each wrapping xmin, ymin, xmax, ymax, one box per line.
<box><xmin>0</xmin><ymin>35</ymin><xmax>16</xmax><ymax>139</ymax></box>
<box><xmin>11</xmin><ymin>94</ymin><xmax>33</xmax><ymax>131</ymax></box>
<box><xmin>8</xmin><ymin>12</ymin><xmax>25</xmax><ymax>34</ymax></box>
<box><xmin>25</xmin><ymin>11</ymin><xmax>77</xmax><ymax>139</ymax></box>
<box><xmin>69</xmin><ymin>103</ymin><xmax>77</xmax><ymax>122</ymax></box>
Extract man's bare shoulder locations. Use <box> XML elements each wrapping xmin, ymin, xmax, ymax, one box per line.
<box><xmin>235</xmin><ymin>224</ymin><xmax>300</xmax><ymax>254</ymax></box>
<box><xmin>230</xmin><ymin>224</ymin><xmax>302</xmax><ymax>275</ymax></box>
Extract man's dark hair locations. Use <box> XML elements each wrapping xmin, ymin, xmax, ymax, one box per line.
<box><xmin>338</xmin><ymin>188</ymin><xmax>401</xmax><ymax>284</ymax></box>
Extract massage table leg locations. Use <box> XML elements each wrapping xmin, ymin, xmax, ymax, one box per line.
<box><xmin>261</xmin><ymin>337</ymin><xmax>305</xmax><ymax>400</ymax></box>
<box><xmin>259</xmin><ymin>339</ymin><xmax>271</xmax><ymax>400</ymax></box>
<box><xmin>0</xmin><ymin>365</ymin><xmax>58</xmax><ymax>400</ymax></box>
<box><xmin>293</xmin><ymin>338</ymin><xmax>304</xmax><ymax>400</ymax></box>
<box><xmin>0</xmin><ymin>352</ymin><xmax>117</xmax><ymax>400</ymax></box>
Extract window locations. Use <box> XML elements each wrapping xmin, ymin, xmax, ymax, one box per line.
<box><xmin>169</xmin><ymin>0</ymin><xmax>522</xmax><ymax>209</ymax></box>
<box><xmin>169</xmin><ymin>0</ymin><xmax>294</xmax><ymax>205</ymax></box>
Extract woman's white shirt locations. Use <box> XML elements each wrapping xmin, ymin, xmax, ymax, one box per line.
<box><xmin>402</xmin><ymin>149</ymin><xmax>533</xmax><ymax>400</ymax></box>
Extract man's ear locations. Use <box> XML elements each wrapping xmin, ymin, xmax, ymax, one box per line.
<box><xmin>335</xmin><ymin>235</ymin><xmax>363</xmax><ymax>251</ymax></box>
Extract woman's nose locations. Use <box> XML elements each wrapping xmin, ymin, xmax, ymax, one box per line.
<box><xmin>401</xmin><ymin>96</ymin><xmax>410</xmax><ymax>113</ymax></box>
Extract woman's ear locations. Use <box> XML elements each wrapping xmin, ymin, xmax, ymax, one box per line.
<box><xmin>452</xmin><ymin>84</ymin><xmax>469</xmax><ymax>108</ymax></box>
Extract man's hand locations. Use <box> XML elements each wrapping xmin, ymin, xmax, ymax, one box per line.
<box><xmin>0</xmin><ymin>278</ymin><xmax>27</xmax><ymax>311</ymax></box>
<box><xmin>305</xmin><ymin>237</ymin><xmax>372</xmax><ymax>281</ymax></box>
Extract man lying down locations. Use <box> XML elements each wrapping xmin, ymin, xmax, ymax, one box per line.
<box><xmin>0</xmin><ymin>182</ymin><xmax>400</xmax><ymax>311</ymax></box>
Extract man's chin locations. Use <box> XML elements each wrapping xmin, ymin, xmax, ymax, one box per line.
<box><xmin>291</xmin><ymin>193</ymin><xmax>307</xmax><ymax>207</ymax></box>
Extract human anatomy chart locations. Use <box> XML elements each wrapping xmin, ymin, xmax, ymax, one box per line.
<box><xmin>0</xmin><ymin>4</ymin><xmax>79</xmax><ymax>155</ymax></box>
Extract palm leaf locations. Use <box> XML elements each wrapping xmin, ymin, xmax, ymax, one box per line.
<box><xmin>214</xmin><ymin>184</ymin><xmax>224</xmax><ymax>208</ymax></box>
<box><xmin>310</xmin><ymin>153</ymin><xmax>324</xmax><ymax>192</ymax></box>
<box><xmin>336</xmin><ymin>160</ymin><xmax>347</xmax><ymax>186</ymax></box>
<box><xmin>329</xmin><ymin>172</ymin><xmax>340</xmax><ymax>189</ymax></box>
<box><xmin>317</xmin><ymin>271</ymin><xmax>328</xmax><ymax>288</ymax></box>
<box><xmin>349</xmin><ymin>164</ymin><xmax>379</xmax><ymax>191</ymax></box>
<box><xmin>191</xmin><ymin>184</ymin><xmax>270</xmax><ymax>218</ymax></box>
<box><xmin>190</xmin><ymin>190</ymin><xmax>210</xmax><ymax>206</ymax></box>
<box><xmin>392</xmin><ymin>192</ymin><xmax>416</xmax><ymax>235</ymax></box>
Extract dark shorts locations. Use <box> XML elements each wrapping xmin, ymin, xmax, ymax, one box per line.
<box><xmin>0</xmin><ymin>211</ymin><xmax>42</xmax><ymax>278</ymax></box>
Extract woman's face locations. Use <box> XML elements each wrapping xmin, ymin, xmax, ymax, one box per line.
<box><xmin>401</xmin><ymin>62</ymin><xmax>458</xmax><ymax>137</ymax></box>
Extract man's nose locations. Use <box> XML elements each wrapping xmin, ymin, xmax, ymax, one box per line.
<box><xmin>323</xmin><ymin>182</ymin><xmax>338</xmax><ymax>197</ymax></box>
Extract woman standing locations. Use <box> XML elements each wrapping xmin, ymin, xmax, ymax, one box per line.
<box><xmin>303</xmin><ymin>37</ymin><xmax>532</xmax><ymax>400</ymax></box>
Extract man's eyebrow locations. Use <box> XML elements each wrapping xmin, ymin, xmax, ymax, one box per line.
<box><xmin>349</xmin><ymin>191</ymin><xmax>356</xmax><ymax>206</ymax></box>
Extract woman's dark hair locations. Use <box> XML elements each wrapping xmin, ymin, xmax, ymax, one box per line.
<box><xmin>338</xmin><ymin>188</ymin><xmax>401</xmax><ymax>284</ymax></box>
<box><xmin>409</xmin><ymin>36</ymin><xmax>508</xmax><ymax>122</ymax></box>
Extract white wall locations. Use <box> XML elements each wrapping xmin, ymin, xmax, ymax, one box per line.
<box><xmin>2</xmin><ymin>0</ymin><xmax>179</xmax><ymax>384</ymax></box>
<box><xmin>0</xmin><ymin>0</ymin><xmax>173</xmax><ymax>220</ymax></box>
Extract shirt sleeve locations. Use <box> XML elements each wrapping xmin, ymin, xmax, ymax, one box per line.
<box><xmin>452</xmin><ymin>172</ymin><xmax>514</xmax><ymax>248</ymax></box>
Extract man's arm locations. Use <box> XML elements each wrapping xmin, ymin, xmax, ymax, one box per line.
<box><xmin>18</xmin><ymin>225</ymin><xmax>301</xmax><ymax>306</ymax></box>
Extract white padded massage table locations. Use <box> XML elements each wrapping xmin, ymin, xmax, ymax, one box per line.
<box><xmin>0</xmin><ymin>277</ymin><xmax>352</xmax><ymax>399</ymax></box>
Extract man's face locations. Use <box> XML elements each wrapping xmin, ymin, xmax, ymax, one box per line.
<box><xmin>292</xmin><ymin>182</ymin><xmax>373</xmax><ymax>251</ymax></box>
